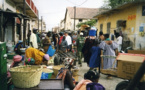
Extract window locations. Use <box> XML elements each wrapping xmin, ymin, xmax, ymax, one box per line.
<box><xmin>79</xmin><ymin>19</ymin><xmax>82</xmax><ymax>22</ymax></box>
<box><xmin>107</xmin><ymin>22</ymin><xmax>111</xmax><ymax>34</ymax></box>
<box><xmin>100</xmin><ymin>24</ymin><xmax>103</xmax><ymax>31</ymax></box>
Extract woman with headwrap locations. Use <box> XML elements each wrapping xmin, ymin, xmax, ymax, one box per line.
<box><xmin>99</xmin><ymin>34</ymin><xmax>118</xmax><ymax>79</ymax></box>
<box><xmin>14</xmin><ymin>40</ymin><xmax>24</xmax><ymax>55</ymax></box>
<box><xmin>25</xmin><ymin>47</ymin><xmax>49</xmax><ymax>65</ymax></box>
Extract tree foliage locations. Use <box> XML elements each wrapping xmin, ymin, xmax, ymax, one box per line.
<box><xmin>76</xmin><ymin>20</ymin><xmax>97</xmax><ymax>28</ymax></box>
<box><xmin>106</xmin><ymin>0</ymin><xmax>136</xmax><ymax>8</ymax></box>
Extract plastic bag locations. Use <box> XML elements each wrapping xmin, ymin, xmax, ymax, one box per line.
<box><xmin>46</xmin><ymin>45</ymin><xmax>56</xmax><ymax>57</ymax></box>
<box><xmin>41</xmin><ymin>72</ymin><xmax>49</xmax><ymax>79</ymax></box>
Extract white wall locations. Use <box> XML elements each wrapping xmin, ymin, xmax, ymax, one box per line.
<box><xmin>4</xmin><ymin>0</ymin><xmax>16</xmax><ymax>12</ymax></box>
<box><xmin>0</xmin><ymin>0</ymin><xmax>3</xmax><ymax>9</ymax></box>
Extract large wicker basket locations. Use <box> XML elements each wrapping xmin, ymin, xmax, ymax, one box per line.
<box><xmin>9</xmin><ymin>65</ymin><xmax>42</xmax><ymax>88</ymax></box>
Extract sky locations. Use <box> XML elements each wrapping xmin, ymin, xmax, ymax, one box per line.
<box><xmin>32</xmin><ymin>0</ymin><xmax>105</xmax><ymax>31</ymax></box>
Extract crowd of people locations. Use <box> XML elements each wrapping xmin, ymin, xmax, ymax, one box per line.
<box><xmin>12</xmin><ymin>27</ymin><xmax>123</xmax><ymax>90</ymax></box>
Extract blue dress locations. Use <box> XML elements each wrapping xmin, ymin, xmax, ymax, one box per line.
<box><xmin>89</xmin><ymin>46</ymin><xmax>101</xmax><ymax>68</ymax></box>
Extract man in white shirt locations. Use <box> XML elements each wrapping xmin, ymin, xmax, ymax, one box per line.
<box><xmin>116</xmin><ymin>33</ymin><xmax>123</xmax><ymax>52</ymax></box>
<box><xmin>30</xmin><ymin>30</ymin><xmax>38</xmax><ymax>48</ymax></box>
<box><xmin>65</xmin><ymin>32</ymin><xmax>72</xmax><ymax>51</ymax></box>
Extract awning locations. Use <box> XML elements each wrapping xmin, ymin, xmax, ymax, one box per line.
<box><xmin>11</xmin><ymin>0</ymin><xmax>38</xmax><ymax>18</ymax></box>
<box><xmin>0</xmin><ymin>10</ymin><xmax>30</xmax><ymax>19</ymax></box>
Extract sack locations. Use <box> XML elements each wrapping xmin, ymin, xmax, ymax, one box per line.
<box><xmin>46</xmin><ymin>45</ymin><xmax>56</xmax><ymax>57</ymax></box>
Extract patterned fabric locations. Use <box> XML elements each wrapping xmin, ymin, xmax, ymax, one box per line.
<box><xmin>25</xmin><ymin>47</ymin><xmax>45</xmax><ymax>65</ymax></box>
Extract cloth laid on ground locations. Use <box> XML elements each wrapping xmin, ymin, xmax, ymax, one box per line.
<box><xmin>86</xmin><ymin>82</ymin><xmax>105</xmax><ymax>90</ymax></box>
<box><xmin>74</xmin><ymin>79</ymin><xmax>92</xmax><ymax>90</ymax></box>
<box><xmin>99</xmin><ymin>41</ymin><xmax>118</xmax><ymax>69</ymax></box>
<box><xmin>89</xmin><ymin>46</ymin><xmax>101</xmax><ymax>68</ymax></box>
<box><xmin>25</xmin><ymin>47</ymin><xmax>45</xmax><ymax>65</ymax></box>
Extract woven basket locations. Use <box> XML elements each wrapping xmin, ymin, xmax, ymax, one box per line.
<box><xmin>9</xmin><ymin>65</ymin><xmax>42</xmax><ymax>88</ymax></box>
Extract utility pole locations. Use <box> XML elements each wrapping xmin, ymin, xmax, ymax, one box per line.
<box><xmin>23</xmin><ymin>0</ymin><xmax>26</xmax><ymax>46</ymax></box>
<box><xmin>41</xmin><ymin>16</ymin><xmax>43</xmax><ymax>33</ymax></box>
<box><xmin>74</xmin><ymin>6</ymin><xmax>76</xmax><ymax>31</ymax></box>
<box><xmin>38</xmin><ymin>11</ymin><xmax>39</xmax><ymax>32</ymax></box>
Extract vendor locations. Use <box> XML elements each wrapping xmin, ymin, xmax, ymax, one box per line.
<box><xmin>14</xmin><ymin>40</ymin><xmax>24</xmax><ymax>55</ymax></box>
<box><xmin>25</xmin><ymin>47</ymin><xmax>49</xmax><ymax>65</ymax></box>
<box><xmin>57</xmin><ymin>58</ymin><xmax>75</xmax><ymax>90</ymax></box>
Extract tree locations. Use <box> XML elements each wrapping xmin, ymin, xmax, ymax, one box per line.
<box><xmin>76</xmin><ymin>20</ymin><xmax>97</xmax><ymax>28</ymax></box>
<box><xmin>106</xmin><ymin>0</ymin><xmax>136</xmax><ymax>8</ymax></box>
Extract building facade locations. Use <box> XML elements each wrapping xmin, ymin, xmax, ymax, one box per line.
<box><xmin>64</xmin><ymin>7</ymin><xmax>100</xmax><ymax>31</ymax></box>
<box><xmin>94</xmin><ymin>1</ymin><xmax>145</xmax><ymax>50</ymax></box>
<box><xmin>0</xmin><ymin>0</ymin><xmax>38</xmax><ymax>45</ymax></box>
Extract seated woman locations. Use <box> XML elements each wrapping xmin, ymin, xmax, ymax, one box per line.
<box><xmin>74</xmin><ymin>72</ymin><xmax>92</xmax><ymax>90</ymax></box>
<box><xmin>25</xmin><ymin>47</ymin><xmax>49</xmax><ymax>65</ymax></box>
<box><xmin>86</xmin><ymin>69</ymin><xmax>105</xmax><ymax>90</ymax></box>
<box><xmin>56</xmin><ymin>58</ymin><xmax>75</xmax><ymax>90</ymax></box>
<box><xmin>14</xmin><ymin>40</ymin><xmax>24</xmax><ymax>55</ymax></box>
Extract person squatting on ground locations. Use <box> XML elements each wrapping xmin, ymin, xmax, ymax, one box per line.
<box><xmin>76</xmin><ymin>32</ymin><xmax>85</xmax><ymax>67</ymax></box>
<box><xmin>25</xmin><ymin>47</ymin><xmax>49</xmax><ymax>65</ymax></box>
<box><xmin>99</xmin><ymin>34</ymin><xmax>118</xmax><ymax>79</ymax></box>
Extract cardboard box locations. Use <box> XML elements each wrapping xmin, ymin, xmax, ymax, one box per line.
<box><xmin>128</xmin><ymin>50</ymin><xmax>145</xmax><ymax>55</ymax></box>
<box><xmin>117</xmin><ymin>53</ymin><xmax>145</xmax><ymax>81</ymax></box>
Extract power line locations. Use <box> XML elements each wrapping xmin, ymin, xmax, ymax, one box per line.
<box><xmin>66</xmin><ymin>0</ymin><xmax>77</xmax><ymax>5</ymax></box>
<box><xmin>77</xmin><ymin>0</ymin><xmax>88</xmax><ymax>6</ymax></box>
<box><xmin>66</xmin><ymin>0</ymin><xmax>88</xmax><ymax>6</ymax></box>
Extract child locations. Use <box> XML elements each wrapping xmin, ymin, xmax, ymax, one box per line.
<box><xmin>89</xmin><ymin>40</ymin><xmax>101</xmax><ymax>72</ymax></box>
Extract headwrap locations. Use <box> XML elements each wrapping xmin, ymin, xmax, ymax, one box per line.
<box><xmin>18</xmin><ymin>40</ymin><xmax>23</xmax><ymax>43</ymax></box>
<box><xmin>89</xmin><ymin>27</ymin><xmax>97</xmax><ymax>36</ymax></box>
<box><xmin>44</xmin><ymin>54</ymin><xmax>49</xmax><ymax>61</ymax></box>
<box><xmin>10</xmin><ymin>55</ymin><xmax>22</xmax><ymax>68</ymax></box>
